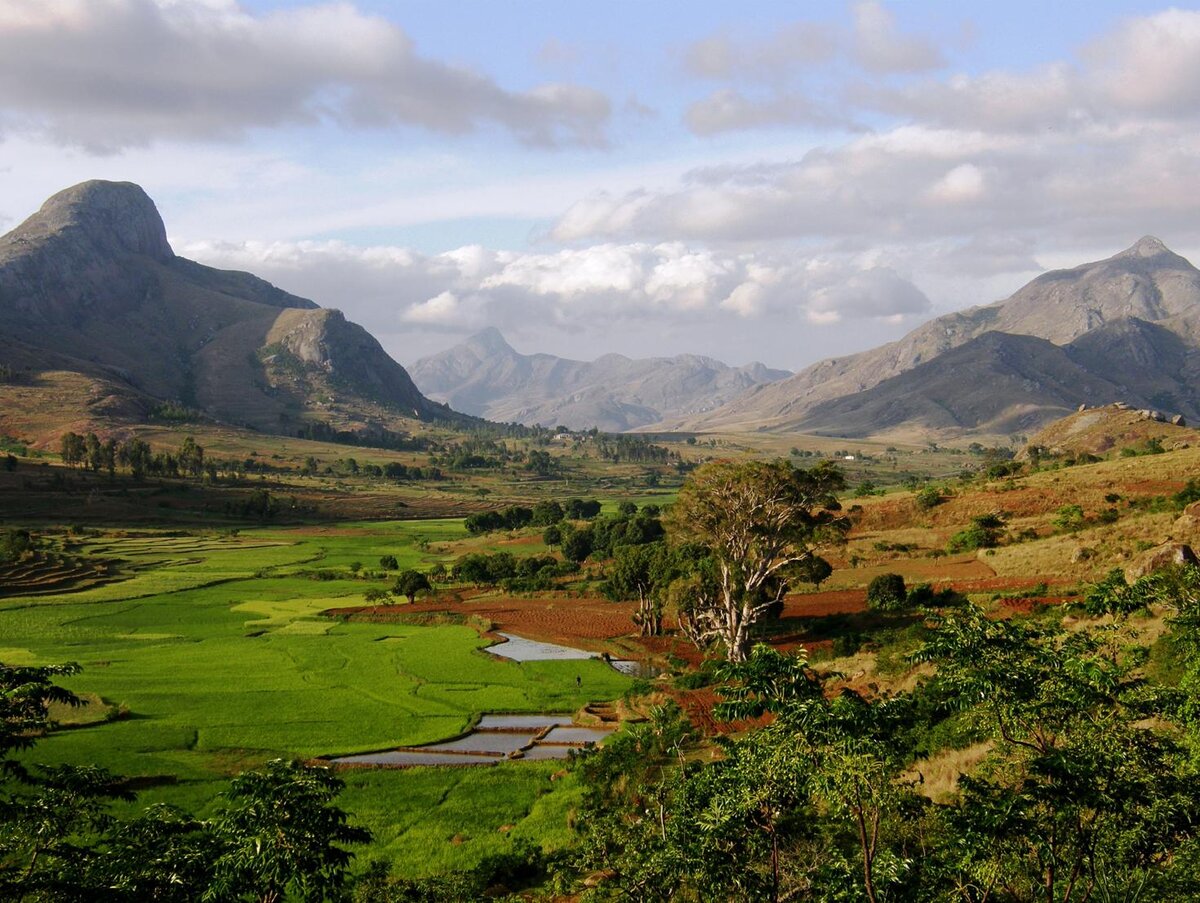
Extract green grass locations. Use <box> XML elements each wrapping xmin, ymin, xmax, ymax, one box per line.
<box><xmin>3</xmin><ymin>519</ymin><xmax>631</xmax><ymax>876</ymax></box>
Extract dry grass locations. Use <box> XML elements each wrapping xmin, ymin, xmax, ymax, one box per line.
<box><xmin>906</xmin><ymin>741</ymin><xmax>993</xmax><ymax>802</ymax></box>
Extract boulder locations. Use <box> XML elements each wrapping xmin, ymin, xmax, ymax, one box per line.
<box><xmin>1125</xmin><ymin>542</ymin><xmax>1199</xmax><ymax>581</ymax></box>
<box><xmin>1173</xmin><ymin>414</ymin><xmax>1187</xmax><ymax>426</ymax></box>
<box><xmin>1172</xmin><ymin>513</ymin><xmax>1200</xmax><ymax>539</ymax></box>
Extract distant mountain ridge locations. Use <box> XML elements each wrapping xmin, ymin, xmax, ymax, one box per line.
<box><xmin>0</xmin><ymin>180</ymin><xmax>457</xmax><ymax>440</ymax></box>
<box><xmin>658</xmin><ymin>237</ymin><xmax>1200</xmax><ymax>440</ymax></box>
<box><xmin>410</xmin><ymin>328</ymin><xmax>791</xmax><ymax>432</ymax></box>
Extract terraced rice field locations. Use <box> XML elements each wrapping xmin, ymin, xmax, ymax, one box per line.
<box><xmin>0</xmin><ymin>519</ymin><xmax>631</xmax><ymax>875</ymax></box>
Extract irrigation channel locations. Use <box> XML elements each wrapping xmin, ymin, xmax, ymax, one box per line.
<box><xmin>329</xmin><ymin>632</ymin><xmax>652</xmax><ymax>768</ymax></box>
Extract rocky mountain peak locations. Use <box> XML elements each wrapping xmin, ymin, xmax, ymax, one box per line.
<box><xmin>1116</xmin><ymin>235</ymin><xmax>1175</xmax><ymax>261</ymax></box>
<box><xmin>8</xmin><ymin>180</ymin><xmax>173</xmax><ymax>262</ymax></box>
<box><xmin>464</xmin><ymin>327</ymin><xmax>515</xmax><ymax>356</ymax></box>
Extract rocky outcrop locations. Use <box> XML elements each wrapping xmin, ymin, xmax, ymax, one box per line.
<box><xmin>0</xmin><ymin>179</ymin><xmax>451</xmax><ymax>435</ymax></box>
<box><xmin>1125</xmin><ymin>542</ymin><xmax>1199</xmax><ymax>582</ymax></box>
<box><xmin>267</xmin><ymin>308</ymin><xmax>433</xmax><ymax>417</ymax></box>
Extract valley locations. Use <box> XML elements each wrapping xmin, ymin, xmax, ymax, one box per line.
<box><xmin>3</xmin><ymin>182</ymin><xmax>1200</xmax><ymax>899</ymax></box>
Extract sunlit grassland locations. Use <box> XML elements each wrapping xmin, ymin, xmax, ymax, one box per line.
<box><xmin>1</xmin><ymin>519</ymin><xmax>630</xmax><ymax>875</ymax></box>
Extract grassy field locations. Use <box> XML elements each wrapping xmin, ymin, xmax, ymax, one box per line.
<box><xmin>0</xmin><ymin>519</ymin><xmax>631</xmax><ymax>875</ymax></box>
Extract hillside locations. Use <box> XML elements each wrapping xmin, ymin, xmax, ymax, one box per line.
<box><xmin>661</xmin><ymin>237</ymin><xmax>1200</xmax><ymax>438</ymax></box>
<box><xmin>410</xmin><ymin>327</ymin><xmax>790</xmax><ymax>431</ymax></box>
<box><xmin>1024</xmin><ymin>404</ymin><xmax>1200</xmax><ymax>458</ymax></box>
<box><xmin>0</xmin><ymin>180</ymin><xmax>458</xmax><ymax>443</ymax></box>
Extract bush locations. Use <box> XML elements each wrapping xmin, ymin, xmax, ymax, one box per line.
<box><xmin>905</xmin><ymin>583</ymin><xmax>966</xmax><ymax>608</ymax></box>
<box><xmin>915</xmin><ymin>485</ymin><xmax>945</xmax><ymax>510</ymax></box>
<box><xmin>947</xmin><ymin>513</ymin><xmax>1006</xmax><ymax>552</ymax></box>
<box><xmin>1054</xmin><ymin>504</ymin><xmax>1086</xmax><ymax>531</ymax></box>
<box><xmin>866</xmin><ymin>573</ymin><xmax>907</xmax><ymax>611</ymax></box>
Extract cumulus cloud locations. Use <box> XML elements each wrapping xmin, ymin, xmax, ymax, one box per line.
<box><xmin>805</xmin><ymin>267</ymin><xmax>932</xmax><ymax>324</ymax></box>
<box><xmin>0</xmin><ymin>0</ymin><xmax>610</xmax><ymax>150</ymax></box>
<box><xmin>683</xmin><ymin>22</ymin><xmax>836</xmax><ymax>80</ymax></box>
<box><xmin>1086</xmin><ymin>8</ymin><xmax>1200</xmax><ymax>116</ymax></box>
<box><xmin>685</xmin><ymin>88</ymin><xmax>850</xmax><ymax>134</ymax></box>
<box><xmin>677</xmin><ymin>3</ymin><xmax>943</xmax><ymax>134</ymax></box>
<box><xmin>553</xmin><ymin>6</ymin><xmax>1200</xmax><ymax>261</ymax></box>
<box><xmin>850</xmin><ymin>0</ymin><xmax>945</xmax><ymax>74</ymax></box>
<box><xmin>179</xmin><ymin>238</ymin><xmax>931</xmax><ymax>344</ymax></box>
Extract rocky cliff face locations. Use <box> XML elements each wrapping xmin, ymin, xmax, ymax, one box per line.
<box><xmin>0</xmin><ymin>180</ymin><xmax>447</xmax><ymax>436</ymax></box>
<box><xmin>411</xmin><ymin>327</ymin><xmax>790</xmax><ymax>431</ymax></box>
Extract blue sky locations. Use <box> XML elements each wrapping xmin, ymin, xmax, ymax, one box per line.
<box><xmin>1</xmin><ymin>1</ymin><xmax>1198</xmax><ymax>371</ymax></box>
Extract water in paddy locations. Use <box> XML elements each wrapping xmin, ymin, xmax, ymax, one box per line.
<box><xmin>609</xmin><ymin>659</ymin><xmax>663</xmax><ymax>678</ymax></box>
<box><xmin>425</xmin><ymin>731</ymin><xmax>538</xmax><ymax>756</ymax></box>
<box><xmin>328</xmin><ymin>714</ymin><xmax>616</xmax><ymax>768</ymax></box>
<box><xmin>486</xmin><ymin>632</ymin><xmax>595</xmax><ymax>661</ymax></box>
<box><xmin>518</xmin><ymin>744</ymin><xmax>580</xmax><ymax>761</ymax></box>
<box><xmin>477</xmin><ymin>714</ymin><xmax>574</xmax><ymax>730</ymax></box>
<box><xmin>540</xmin><ymin>726</ymin><xmax>614</xmax><ymax>745</ymax></box>
<box><xmin>486</xmin><ymin>631</ymin><xmax>662</xmax><ymax>679</ymax></box>
<box><xmin>332</xmin><ymin>750</ymin><xmax>495</xmax><ymax>767</ymax></box>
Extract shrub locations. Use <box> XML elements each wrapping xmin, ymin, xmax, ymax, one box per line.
<box><xmin>1054</xmin><ymin>504</ymin><xmax>1086</xmax><ymax>532</ymax></box>
<box><xmin>947</xmin><ymin>513</ymin><xmax>1006</xmax><ymax>552</ymax></box>
<box><xmin>915</xmin><ymin>485</ymin><xmax>945</xmax><ymax>510</ymax></box>
<box><xmin>905</xmin><ymin>583</ymin><xmax>966</xmax><ymax>608</ymax></box>
<box><xmin>866</xmin><ymin>573</ymin><xmax>907</xmax><ymax>611</ymax></box>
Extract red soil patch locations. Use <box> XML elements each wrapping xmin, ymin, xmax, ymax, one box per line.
<box><xmin>783</xmin><ymin>589</ymin><xmax>866</xmax><ymax>618</ymax></box>
<box><xmin>404</xmin><ymin>592</ymin><xmax>638</xmax><ymax>650</ymax></box>
<box><xmin>1122</xmin><ymin>479</ymin><xmax>1185</xmax><ymax>495</ymax></box>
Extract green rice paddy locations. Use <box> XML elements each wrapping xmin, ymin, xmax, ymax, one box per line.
<box><xmin>0</xmin><ymin>519</ymin><xmax>630</xmax><ymax>875</ymax></box>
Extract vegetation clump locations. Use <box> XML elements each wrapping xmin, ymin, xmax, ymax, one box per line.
<box><xmin>865</xmin><ymin>572</ymin><xmax>907</xmax><ymax>611</ymax></box>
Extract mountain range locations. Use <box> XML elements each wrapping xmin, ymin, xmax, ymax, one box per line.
<box><xmin>410</xmin><ymin>329</ymin><xmax>790</xmax><ymax>432</ymax></box>
<box><xmin>0</xmin><ymin>180</ymin><xmax>456</xmax><ymax>442</ymax></box>
<box><xmin>4</xmin><ymin>179</ymin><xmax>1199</xmax><ymax>447</ymax></box>
<box><xmin>652</xmin><ymin>236</ymin><xmax>1200</xmax><ymax>440</ymax></box>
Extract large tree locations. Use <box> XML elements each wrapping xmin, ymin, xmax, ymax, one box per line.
<box><xmin>666</xmin><ymin>459</ymin><xmax>846</xmax><ymax>662</ymax></box>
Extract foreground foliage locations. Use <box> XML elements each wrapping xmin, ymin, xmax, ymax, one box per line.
<box><xmin>557</xmin><ymin>565</ymin><xmax>1200</xmax><ymax>902</ymax></box>
<box><xmin>0</xmin><ymin>662</ymin><xmax>369</xmax><ymax>902</ymax></box>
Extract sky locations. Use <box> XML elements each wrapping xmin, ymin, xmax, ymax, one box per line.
<box><xmin>1</xmin><ymin>0</ymin><xmax>1199</xmax><ymax>372</ymax></box>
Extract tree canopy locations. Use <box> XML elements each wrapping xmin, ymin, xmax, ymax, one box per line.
<box><xmin>666</xmin><ymin>458</ymin><xmax>847</xmax><ymax>661</ymax></box>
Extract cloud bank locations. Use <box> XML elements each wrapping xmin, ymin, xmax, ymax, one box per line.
<box><xmin>180</xmin><ymin>238</ymin><xmax>931</xmax><ymax>342</ymax></box>
<box><xmin>0</xmin><ymin>0</ymin><xmax>610</xmax><ymax>150</ymax></box>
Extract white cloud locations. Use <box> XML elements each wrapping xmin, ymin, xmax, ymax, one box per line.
<box><xmin>683</xmin><ymin>22</ymin><xmax>836</xmax><ymax>80</ymax></box>
<box><xmin>403</xmin><ymin>290</ymin><xmax>486</xmax><ymax>328</ymax></box>
<box><xmin>0</xmin><ymin>0</ymin><xmax>611</xmax><ymax>150</ymax></box>
<box><xmin>850</xmin><ymin>1</ymin><xmax>945</xmax><ymax>74</ymax></box>
<box><xmin>928</xmin><ymin>163</ymin><xmax>987</xmax><ymax>204</ymax></box>
<box><xmin>806</xmin><ymin>267</ymin><xmax>932</xmax><ymax>323</ymax></box>
<box><xmin>1087</xmin><ymin>9</ymin><xmax>1200</xmax><ymax>116</ymax></box>
<box><xmin>685</xmin><ymin>88</ymin><xmax>850</xmax><ymax>135</ymax></box>
<box><xmin>180</xmin><ymin>238</ymin><xmax>931</xmax><ymax>347</ymax></box>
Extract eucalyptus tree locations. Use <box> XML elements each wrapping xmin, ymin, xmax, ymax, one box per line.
<box><xmin>666</xmin><ymin>459</ymin><xmax>846</xmax><ymax>662</ymax></box>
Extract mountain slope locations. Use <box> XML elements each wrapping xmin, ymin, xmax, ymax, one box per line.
<box><xmin>668</xmin><ymin>237</ymin><xmax>1200</xmax><ymax>436</ymax></box>
<box><xmin>0</xmin><ymin>180</ymin><xmax>452</xmax><ymax>439</ymax></box>
<box><xmin>410</xmin><ymin>328</ymin><xmax>790</xmax><ymax>431</ymax></box>
<box><xmin>791</xmin><ymin>330</ymin><xmax>1163</xmax><ymax>440</ymax></box>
